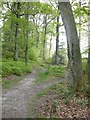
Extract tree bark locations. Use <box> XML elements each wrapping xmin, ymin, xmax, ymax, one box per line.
<box><xmin>59</xmin><ymin>2</ymin><xmax>82</xmax><ymax>91</ymax></box>
<box><xmin>88</xmin><ymin>1</ymin><xmax>90</xmax><ymax>97</ymax></box>
<box><xmin>55</xmin><ymin>4</ymin><xmax>59</xmax><ymax>64</ymax></box>
<box><xmin>49</xmin><ymin>34</ymin><xmax>52</xmax><ymax>58</ymax></box>
<box><xmin>36</xmin><ymin>27</ymin><xmax>39</xmax><ymax>48</ymax></box>
<box><xmin>8</xmin><ymin>20</ymin><xmax>13</xmax><ymax>51</ymax></box>
<box><xmin>14</xmin><ymin>2</ymin><xmax>20</xmax><ymax>61</ymax></box>
<box><xmin>78</xmin><ymin>1</ymin><xmax>81</xmax><ymax>40</ymax></box>
<box><xmin>43</xmin><ymin>15</ymin><xmax>47</xmax><ymax>61</ymax></box>
<box><xmin>25</xmin><ymin>3</ymin><xmax>29</xmax><ymax>66</ymax></box>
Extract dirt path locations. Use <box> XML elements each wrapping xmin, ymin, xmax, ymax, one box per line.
<box><xmin>2</xmin><ymin>68</ymin><xmax>66</xmax><ymax>118</ymax></box>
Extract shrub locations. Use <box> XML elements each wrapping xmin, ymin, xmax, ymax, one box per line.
<box><xmin>48</xmin><ymin>65</ymin><xmax>65</xmax><ymax>76</ymax></box>
<box><xmin>2</xmin><ymin>59</ymin><xmax>33</xmax><ymax>77</ymax></box>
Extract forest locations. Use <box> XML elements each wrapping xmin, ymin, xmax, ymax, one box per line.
<box><xmin>0</xmin><ymin>0</ymin><xmax>90</xmax><ymax>119</ymax></box>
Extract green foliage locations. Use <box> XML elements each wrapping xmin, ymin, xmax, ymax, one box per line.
<box><xmin>49</xmin><ymin>83</ymin><xmax>72</xmax><ymax>97</ymax></box>
<box><xmin>2</xmin><ymin>59</ymin><xmax>38</xmax><ymax>89</ymax></box>
<box><xmin>36</xmin><ymin>83</ymin><xmax>73</xmax><ymax>101</ymax></box>
<box><xmin>36</xmin><ymin>65</ymin><xmax>65</xmax><ymax>84</ymax></box>
<box><xmin>36</xmin><ymin>89</ymin><xmax>48</xmax><ymax>97</ymax></box>
<box><xmin>1</xmin><ymin>1</ymin><xmax>57</xmax><ymax>67</ymax></box>
<box><xmin>2</xmin><ymin>75</ymin><xmax>23</xmax><ymax>89</ymax></box>
<box><xmin>36</xmin><ymin>68</ymin><xmax>50</xmax><ymax>83</ymax></box>
<box><xmin>52</xmin><ymin>43</ymin><xmax>67</xmax><ymax>65</ymax></box>
<box><xmin>2</xmin><ymin>59</ymin><xmax>33</xmax><ymax>77</ymax></box>
<box><xmin>48</xmin><ymin>65</ymin><xmax>65</xmax><ymax>76</ymax></box>
<box><xmin>73</xmin><ymin>5</ymin><xmax>89</xmax><ymax>16</ymax></box>
<box><xmin>51</xmin><ymin>100</ymin><xmax>58</xmax><ymax>113</ymax></box>
<box><xmin>82</xmin><ymin>57</ymin><xmax>88</xmax><ymax>72</ymax></box>
<box><xmin>36</xmin><ymin>82</ymin><xmax>88</xmax><ymax>107</ymax></box>
<box><xmin>28</xmin><ymin>47</ymin><xmax>39</xmax><ymax>61</ymax></box>
<box><xmin>40</xmin><ymin>3</ymin><xmax>53</xmax><ymax>14</ymax></box>
<box><xmin>76</xmin><ymin>98</ymin><xmax>88</xmax><ymax>106</ymax></box>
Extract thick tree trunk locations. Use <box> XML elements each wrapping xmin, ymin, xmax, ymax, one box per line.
<box><xmin>14</xmin><ymin>2</ymin><xmax>20</xmax><ymax>61</ymax></box>
<box><xmin>55</xmin><ymin>6</ymin><xmax>59</xmax><ymax>64</ymax></box>
<box><xmin>59</xmin><ymin>2</ymin><xmax>82</xmax><ymax>91</ymax></box>
<box><xmin>78</xmin><ymin>2</ymin><xmax>81</xmax><ymax>40</ymax></box>
<box><xmin>43</xmin><ymin>15</ymin><xmax>47</xmax><ymax>61</ymax></box>
<box><xmin>88</xmin><ymin>48</ymin><xmax>90</xmax><ymax>81</ymax></box>
<box><xmin>88</xmin><ymin>1</ymin><xmax>90</xmax><ymax>96</ymax></box>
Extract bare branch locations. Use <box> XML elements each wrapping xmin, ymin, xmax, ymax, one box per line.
<box><xmin>49</xmin><ymin>0</ymin><xmax>57</xmax><ymax>9</ymax></box>
<box><xmin>46</xmin><ymin>16</ymin><xmax>56</xmax><ymax>25</ymax></box>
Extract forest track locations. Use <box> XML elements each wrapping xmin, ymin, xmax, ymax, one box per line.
<box><xmin>2</xmin><ymin>68</ymin><xmax>66</xmax><ymax>118</ymax></box>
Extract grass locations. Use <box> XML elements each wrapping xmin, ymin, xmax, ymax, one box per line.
<box><xmin>35</xmin><ymin>65</ymin><xmax>65</xmax><ymax>84</ymax></box>
<box><xmin>36</xmin><ymin>88</ymin><xmax>49</xmax><ymax>97</ymax></box>
<box><xmin>1</xmin><ymin>59</ymin><xmax>38</xmax><ymax>89</ymax></box>
<box><xmin>2</xmin><ymin>75</ymin><xmax>23</xmax><ymax>89</ymax></box>
<box><xmin>36</xmin><ymin>83</ymin><xmax>71</xmax><ymax>98</ymax></box>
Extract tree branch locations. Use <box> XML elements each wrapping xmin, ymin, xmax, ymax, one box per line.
<box><xmin>46</xmin><ymin>16</ymin><xmax>56</xmax><ymax>25</ymax></box>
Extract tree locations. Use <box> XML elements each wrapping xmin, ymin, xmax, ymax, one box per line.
<box><xmin>88</xmin><ymin>1</ymin><xmax>90</xmax><ymax>94</ymax></box>
<box><xmin>55</xmin><ymin>3</ymin><xmax>60</xmax><ymax>65</ymax></box>
<box><xmin>59</xmin><ymin>2</ymin><xmax>83</xmax><ymax>91</ymax></box>
<box><xmin>49</xmin><ymin>33</ymin><xmax>52</xmax><ymax>58</ymax></box>
<box><xmin>78</xmin><ymin>1</ymin><xmax>81</xmax><ymax>40</ymax></box>
<box><xmin>25</xmin><ymin>2</ymin><xmax>29</xmax><ymax>65</ymax></box>
<box><xmin>43</xmin><ymin>15</ymin><xmax>47</xmax><ymax>61</ymax></box>
<box><xmin>13</xmin><ymin>2</ymin><xmax>20</xmax><ymax>61</ymax></box>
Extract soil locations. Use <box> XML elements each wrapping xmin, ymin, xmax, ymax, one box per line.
<box><xmin>2</xmin><ymin>68</ymin><xmax>65</xmax><ymax>118</ymax></box>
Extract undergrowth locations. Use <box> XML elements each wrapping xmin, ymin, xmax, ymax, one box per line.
<box><xmin>1</xmin><ymin>59</ymin><xmax>37</xmax><ymax>77</ymax></box>
<box><xmin>1</xmin><ymin>59</ymin><xmax>38</xmax><ymax>89</ymax></box>
<box><xmin>2</xmin><ymin>75</ymin><xmax>23</xmax><ymax>89</ymax></box>
<box><xmin>36</xmin><ymin>82</ymin><xmax>88</xmax><ymax>106</ymax></box>
<box><xmin>35</xmin><ymin>83</ymin><xmax>89</xmax><ymax>118</ymax></box>
<box><xmin>36</xmin><ymin>65</ymin><xmax>65</xmax><ymax>84</ymax></box>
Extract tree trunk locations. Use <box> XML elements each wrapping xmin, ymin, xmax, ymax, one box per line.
<box><xmin>78</xmin><ymin>1</ymin><xmax>81</xmax><ymax>40</ymax></box>
<box><xmin>55</xmin><ymin>4</ymin><xmax>59</xmax><ymax>64</ymax></box>
<box><xmin>88</xmin><ymin>1</ymin><xmax>90</xmax><ymax>97</ymax></box>
<box><xmin>43</xmin><ymin>15</ymin><xmax>47</xmax><ymax>61</ymax></box>
<box><xmin>88</xmin><ymin>48</ymin><xmax>90</xmax><ymax>84</ymax></box>
<box><xmin>59</xmin><ymin>2</ymin><xmax>82</xmax><ymax>91</ymax></box>
<box><xmin>8</xmin><ymin>20</ymin><xmax>13</xmax><ymax>51</ymax></box>
<box><xmin>49</xmin><ymin>34</ymin><xmax>52</xmax><ymax>58</ymax></box>
<box><xmin>14</xmin><ymin>2</ymin><xmax>20</xmax><ymax>61</ymax></box>
<box><xmin>25</xmin><ymin>3</ymin><xmax>29</xmax><ymax>66</ymax></box>
<box><xmin>36</xmin><ymin>28</ymin><xmax>39</xmax><ymax>48</ymax></box>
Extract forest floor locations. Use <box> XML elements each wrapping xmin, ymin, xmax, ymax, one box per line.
<box><xmin>2</xmin><ymin>66</ymin><xmax>90</xmax><ymax>119</ymax></box>
<box><xmin>2</xmin><ymin>67</ymin><xmax>66</xmax><ymax>118</ymax></box>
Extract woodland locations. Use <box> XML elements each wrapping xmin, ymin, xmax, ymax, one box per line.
<box><xmin>0</xmin><ymin>0</ymin><xmax>90</xmax><ymax>119</ymax></box>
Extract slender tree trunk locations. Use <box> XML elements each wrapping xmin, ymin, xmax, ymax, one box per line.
<box><xmin>55</xmin><ymin>4</ymin><xmax>59</xmax><ymax>64</ymax></box>
<box><xmin>43</xmin><ymin>15</ymin><xmax>47</xmax><ymax>61</ymax></box>
<box><xmin>59</xmin><ymin>2</ymin><xmax>82</xmax><ymax>91</ymax></box>
<box><xmin>36</xmin><ymin>28</ymin><xmax>39</xmax><ymax>48</ymax></box>
<box><xmin>49</xmin><ymin>34</ymin><xmax>52</xmax><ymax>58</ymax></box>
<box><xmin>8</xmin><ymin>20</ymin><xmax>13</xmax><ymax>51</ymax></box>
<box><xmin>14</xmin><ymin>2</ymin><xmax>20</xmax><ymax>61</ymax></box>
<box><xmin>25</xmin><ymin>3</ymin><xmax>29</xmax><ymax>66</ymax></box>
